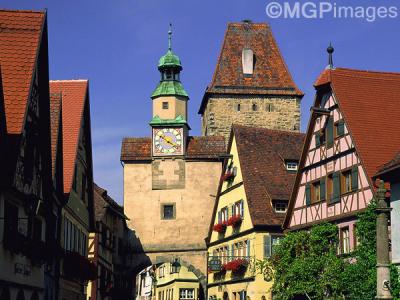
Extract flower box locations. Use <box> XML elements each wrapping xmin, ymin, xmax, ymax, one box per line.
<box><xmin>227</xmin><ymin>215</ymin><xmax>242</xmax><ymax>227</ymax></box>
<box><xmin>213</xmin><ymin>222</ymin><xmax>228</xmax><ymax>233</ymax></box>
<box><xmin>224</xmin><ymin>258</ymin><xmax>249</xmax><ymax>273</ymax></box>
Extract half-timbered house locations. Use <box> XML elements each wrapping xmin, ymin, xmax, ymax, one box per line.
<box><xmin>0</xmin><ymin>9</ymin><xmax>62</xmax><ymax>300</ymax></box>
<box><xmin>207</xmin><ymin>125</ymin><xmax>304</xmax><ymax>300</ymax></box>
<box><xmin>284</xmin><ymin>66</ymin><xmax>400</xmax><ymax>254</ymax></box>
<box><xmin>50</xmin><ymin>80</ymin><xmax>95</xmax><ymax>300</ymax></box>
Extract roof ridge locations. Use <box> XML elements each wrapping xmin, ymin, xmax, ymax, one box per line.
<box><xmin>335</xmin><ymin>67</ymin><xmax>400</xmax><ymax>76</ymax></box>
<box><xmin>0</xmin><ymin>9</ymin><xmax>45</xmax><ymax>14</ymax></box>
<box><xmin>50</xmin><ymin>79</ymin><xmax>88</xmax><ymax>82</ymax></box>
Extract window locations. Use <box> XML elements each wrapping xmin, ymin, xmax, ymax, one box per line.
<box><xmin>273</xmin><ymin>201</ymin><xmax>287</xmax><ymax>213</ymax></box>
<box><xmin>252</xmin><ymin>103</ymin><xmax>257</xmax><ymax>111</ymax></box>
<box><xmin>286</xmin><ymin>161</ymin><xmax>298</xmax><ymax>171</ymax></box>
<box><xmin>264</xmin><ymin>235</ymin><xmax>282</xmax><ymax>258</ymax></box>
<box><xmin>232</xmin><ymin>200</ymin><xmax>244</xmax><ymax>217</ymax></box>
<box><xmin>236</xmin><ymin>103</ymin><xmax>241</xmax><ymax>111</ymax></box>
<box><xmin>334</xmin><ymin>120</ymin><xmax>345</xmax><ymax>137</ymax></box>
<box><xmin>266</xmin><ymin>103</ymin><xmax>273</xmax><ymax>112</ymax></box>
<box><xmin>340</xmin><ymin>227</ymin><xmax>350</xmax><ymax>254</ymax></box>
<box><xmin>341</xmin><ymin>170</ymin><xmax>352</xmax><ymax>194</ymax></box>
<box><xmin>158</xmin><ymin>265</ymin><xmax>165</xmax><ymax>278</ymax></box>
<box><xmin>218</xmin><ymin>207</ymin><xmax>229</xmax><ymax>223</ymax></box>
<box><xmin>179</xmin><ymin>289</ymin><xmax>195</xmax><ymax>300</ymax></box>
<box><xmin>162</xmin><ymin>102</ymin><xmax>169</xmax><ymax>109</ymax></box>
<box><xmin>162</xmin><ymin>204</ymin><xmax>175</xmax><ymax>220</ymax></box>
<box><xmin>312</xmin><ymin>181</ymin><xmax>321</xmax><ymax>203</ymax></box>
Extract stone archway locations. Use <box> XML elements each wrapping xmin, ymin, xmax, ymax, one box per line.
<box><xmin>154</xmin><ymin>255</ymin><xmax>207</xmax><ymax>298</ymax></box>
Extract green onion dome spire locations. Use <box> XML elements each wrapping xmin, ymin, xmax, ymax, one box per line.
<box><xmin>152</xmin><ymin>23</ymin><xmax>188</xmax><ymax>99</ymax></box>
<box><xmin>157</xmin><ymin>23</ymin><xmax>182</xmax><ymax>70</ymax></box>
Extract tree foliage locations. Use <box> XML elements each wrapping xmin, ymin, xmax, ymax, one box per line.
<box><xmin>267</xmin><ymin>201</ymin><xmax>400</xmax><ymax>300</ymax></box>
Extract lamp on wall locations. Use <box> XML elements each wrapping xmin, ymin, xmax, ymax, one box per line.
<box><xmin>170</xmin><ymin>258</ymin><xmax>181</xmax><ymax>274</ymax></box>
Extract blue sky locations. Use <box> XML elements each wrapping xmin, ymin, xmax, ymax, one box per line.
<box><xmin>1</xmin><ymin>0</ymin><xmax>399</xmax><ymax>202</ymax></box>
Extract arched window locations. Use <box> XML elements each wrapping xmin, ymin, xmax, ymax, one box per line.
<box><xmin>252</xmin><ymin>103</ymin><xmax>257</xmax><ymax>111</ymax></box>
<box><xmin>237</xmin><ymin>104</ymin><xmax>241</xmax><ymax>112</ymax></box>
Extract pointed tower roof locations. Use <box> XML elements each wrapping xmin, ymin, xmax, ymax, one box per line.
<box><xmin>199</xmin><ymin>21</ymin><xmax>303</xmax><ymax>114</ymax></box>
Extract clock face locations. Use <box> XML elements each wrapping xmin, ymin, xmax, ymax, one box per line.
<box><xmin>153</xmin><ymin>128</ymin><xmax>184</xmax><ymax>155</ymax></box>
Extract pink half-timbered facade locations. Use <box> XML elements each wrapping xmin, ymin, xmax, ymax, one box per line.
<box><xmin>284</xmin><ymin>67</ymin><xmax>400</xmax><ymax>254</ymax></box>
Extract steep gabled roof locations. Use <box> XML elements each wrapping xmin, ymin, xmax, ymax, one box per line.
<box><xmin>120</xmin><ymin>136</ymin><xmax>226</xmax><ymax>161</ymax></box>
<box><xmin>284</xmin><ymin>67</ymin><xmax>400</xmax><ymax>229</ymax></box>
<box><xmin>317</xmin><ymin>68</ymin><xmax>400</xmax><ymax>178</ymax></box>
<box><xmin>0</xmin><ymin>9</ymin><xmax>46</xmax><ymax>134</ymax></box>
<box><xmin>93</xmin><ymin>183</ymin><xmax>126</xmax><ymax>221</ymax></box>
<box><xmin>199</xmin><ymin>22</ymin><xmax>303</xmax><ymax>114</ymax></box>
<box><xmin>49</xmin><ymin>92</ymin><xmax>62</xmax><ymax>175</ymax></box>
<box><xmin>235</xmin><ymin>125</ymin><xmax>304</xmax><ymax>226</ymax></box>
<box><xmin>50</xmin><ymin>80</ymin><xmax>88</xmax><ymax>193</ymax></box>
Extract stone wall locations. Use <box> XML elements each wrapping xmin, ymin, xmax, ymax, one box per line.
<box><xmin>201</xmin><ymin>95</ymin><xmax>301</xmax><ymax>142</ymax></box>
<box><xmin>123</xmin><ymin>159</ymin><xmax>222</xmax><ymax>275</ymax></box>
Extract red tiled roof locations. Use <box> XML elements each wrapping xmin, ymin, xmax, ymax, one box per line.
<box><xmin>49</xmin><ymin>92</ymin><xmax>62</xmax><ymax>175</ymax></box>
<box><xmin>0</xmin><ymin>9</ymin><xmax>45</xmax><ymax>134</ymax></box>
<box><xmin>121</xmin><ymin>136</ymin><xmax>226</xmax><ymax>161</ymax></box>
<box><xmin>199</xmin><ymin>22</ymin><xmax>303</xmax><ymax>114</ymax></box>
<box><xmin>234</xmin><ymin>125</ymin><xmax>304</xmax><ymax>226</ymax></box>
<box><xmin>50</xmin><ymin>80</ymin><xmax>88</xmax><ymax>193</ymax></box>
<box><xmin>315</xmin><ymin>68</ymin><xmax>400</xmax><ymax>178</ymax></box>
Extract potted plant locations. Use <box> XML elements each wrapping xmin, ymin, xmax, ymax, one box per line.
<box><xmin>227</xmin><ymin>215</ymin><xmax>242</xmax><ymax>227</ymax></box>
<box><xmin>225</xmin><ymin>258</ymin><xmax>248</xmax><ymax>273</ymax></box>
<box><xmin>213</xmin><ymin>221</ymin><xmax>228</xmax><ymax>233</ymax></box>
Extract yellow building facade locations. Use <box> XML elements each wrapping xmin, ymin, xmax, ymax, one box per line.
<box><xmin>207</xmin><ymin>126</ymin><xmax>305</xmax><ymax>300</ymax></box>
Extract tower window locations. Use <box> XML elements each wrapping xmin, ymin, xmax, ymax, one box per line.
<box><xmin>252</xmin><ymin>103</ymin><xmax>258</xmax><ymax>111</ymax></box>
<box><xmin>166</xmin><ymin>70</ymin><xmax>172</xmax><ymax>80</ymax></box>
<box><xmin>161</xmin><ymin>204</ymin><xmax>175</xmax><ymax>220</ymax></box>
<box><xmin>236</xmin><ymin>104</ymin><xmax>241</xmax><ymax>112</ymax></box>
<box><xmin>162</xmin><ymin>102</ymin><xmax>169</xmax><ymax>109</ymax></box>
<box><xmin>266</xmin><ymin>104</ymin><xmax>274</xmax><ymax>112</ymax></box>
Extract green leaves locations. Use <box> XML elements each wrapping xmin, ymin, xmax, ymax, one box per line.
<box><xmin>262</xmin><ymin>201</ymin><xmax>400</xmax><ymax>299</ymax></box>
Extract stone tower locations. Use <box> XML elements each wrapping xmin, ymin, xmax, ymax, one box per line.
<box><xmin>199</xmin><ymin>21</ymin><xmax>303</xmax><ymax>142</ymax></box>
<box><xmin>121</xmin><ymin>26</ymin><xmax>225</xmax><ymax>297</ymax></box>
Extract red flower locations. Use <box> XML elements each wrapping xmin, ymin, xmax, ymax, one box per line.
<box><xmin>227</xmin><ymin>215</ymin><xmax>242</xmax><ymax>227</ymax></box>
<box><xmin>213</xmin><ymin>222</ymin><xmax>227</xmax><ymax>233</ymax></box>
<box><xmin>224</xmin><ymin>258</ymin><xmax>248</xmax><ymax>272</ymax></box>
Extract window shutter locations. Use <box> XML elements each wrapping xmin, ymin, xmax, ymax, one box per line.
<box><xmin>315</xmin><ymin>132</ymin><xmax>320</xmax><ymax>148</ymax></box>
<box><xmin>320</xmin><ymin>179</ymin><xmax>326</xmax><ymax>201</ymax></box>
<box><xmin>305</xmin><ymin>184</ymin><xmax>311</xmax><ymax>206</ymax></box>
<box><xmin>240</xmin><ymin>200</ymin><xmax>244</xmax><ymax>217</ymax></box>
<box><xmin>230</xmin><ymin>244</ymin><xmax>234</xmax><ymax>260</ymax></box>
<box><xmin>246</xmin><ymin>240</ymin><xmax>250</xmax><ymax>258</ymax></box>
<box><xmin>327</xmin><ymin>117</ymin><xmax>334</xmax><ymax>147</ymax></box>
<box><xmin>264</xmin><ymin>235</ymin><xmax>272</xmax><ymax>258</ymax></box>
<box><xmin>332</xmin><ymin>172</ymin><xmax>341</xmax><ymax>203</ymax></box>
<box><xmin>337</xmin><ymin>120</ymin><xmax>345</xmax><ymax>136</ymax></box>
<box><xmin>231</xmin><ymin>204</ymin><xmax>235</xmax><ymax>216</ymax></box>
<box><xmin>351</xmin><ymin>166</ymin><xmax>359</xmax><ymax>190</ymax></box>
<box><xmin>218</xmin><ymin>211</ymin><xmax>222</xmax><ymax>224</ymax></box>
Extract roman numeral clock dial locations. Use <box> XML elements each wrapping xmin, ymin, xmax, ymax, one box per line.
<box><xmin>153</xmin><ymin>128</ymin><xmax>183</xmax><ymax>156</ymax></box>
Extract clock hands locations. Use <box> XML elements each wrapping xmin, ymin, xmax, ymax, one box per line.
<box><xmin>160</xmin><ymin>134</ymin><xmax>179</xmax><ymax>148</ymax></box>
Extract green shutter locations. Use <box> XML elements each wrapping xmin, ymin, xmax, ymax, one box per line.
<box><xmin>315</xmin><ymin>132</ymin><xmax>320</xmax><ymax>148</ymax></box>
<box><xmin>305</xmin><ymin>184</ymin><xmax>311</xmax><ymax>206</ymax></box>
<box><xmin>218</xmin><ymin>211</ymin><xmax>222</xmax><ymax>223</ymax></box>
<box><xmin>230</xmin><ymin>244</ymin><xmax>234</xmax><ymax>260</ymax></box>
<box><xmin>337</xmin><ymin>120</ymin><xmax>345</xmax><ymax>136</ymax></box>
<box><xmin>327</xmin><ymin>118</ymin><xmax>334</xmax><ymax>147</ymax></box>
<box><xmin>320</xmin><ymin>179</ymin><xmax>326</xmax><ymax>201</ymax></box>
<box><xmin>247</xmin><ymin>240</ymin><xmax>250</xmax><ymax>258</ymax></box>
<box><xmin>264</xmin><ymin>235</ymin><xmax>272</xmax><ymax>258</ymax></box>
<box><xmin>332</xmin><ymin>172</ymin><xmax>341</xmax><ymax>203</ymax></box>
<box><xmin>352</xmin><ymin>166</ymin><xmax>359</xmax><ymax>190</ymax></box>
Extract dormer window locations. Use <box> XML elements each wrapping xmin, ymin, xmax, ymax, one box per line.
<box><xmin>273</xmin><ymin>201</ymin><xmax>287</xmax><ymax>213</ymax></box>
<box><xmin>242</xmin><ymin>48</ymin><xmax>254</xmax><ymax>75</ymax></box>
<box><xmin>285</xmin><ymin>161</ymin><xmax>298</xmax><ymax>171</ymax></box>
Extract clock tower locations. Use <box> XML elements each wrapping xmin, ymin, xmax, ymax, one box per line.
<box><xmin>151</xmin><ymin>24</ymin><xmax>189</xmax><ymax>157</ymax></box>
